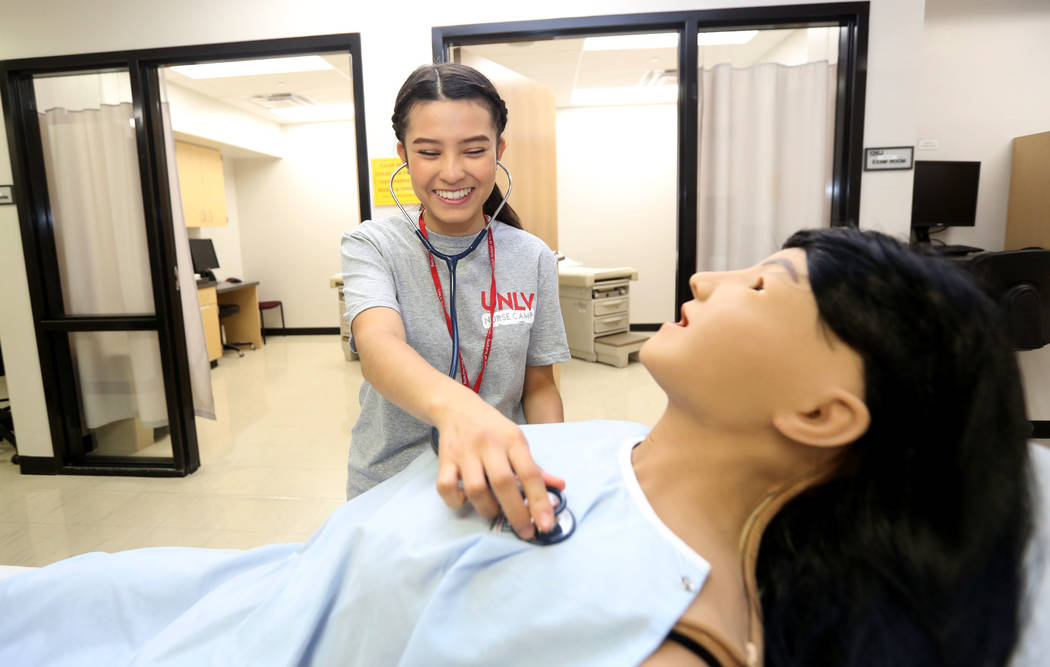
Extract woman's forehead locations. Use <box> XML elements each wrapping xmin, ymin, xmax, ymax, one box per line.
<box><xmin>404</xmin><ymin>99</ymin><xmax>498</xmax><ymax>138</ymax></box>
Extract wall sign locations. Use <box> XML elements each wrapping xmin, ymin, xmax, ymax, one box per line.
<box><xmin>0</xmin><ymin>185</ymin><xmax>13</xmax><ymax>205</ymax></box>
<box><xmin>864</xmin><ymin>146</ymin><xmax>914</xmax><ymax>171</ymax></box>
<box><xmin>372</xmin><ymin>158</ymin><xmax>419</xmax><ymax>207</ymax></box>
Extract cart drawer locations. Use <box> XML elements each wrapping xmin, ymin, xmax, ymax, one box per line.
<box><xmin>593</xmin><ymin>297</ymin><xmax>627</xmax><ymax>317</ymax></box>
<box><xmin>594</xmin><ymin>313</ymin><xmax>629</xmax><ymax>334</ymax></box>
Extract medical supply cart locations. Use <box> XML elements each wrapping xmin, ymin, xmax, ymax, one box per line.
<box><xmin>558</xmin><ymin>265</ymin><xmax>646</xmax><ymax>367</ymax></box>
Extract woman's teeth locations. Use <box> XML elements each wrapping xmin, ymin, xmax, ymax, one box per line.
<box><xmin>435</xmin><ymin>188</ymin><xmax>472</xmax><ymax>201</ymax></box>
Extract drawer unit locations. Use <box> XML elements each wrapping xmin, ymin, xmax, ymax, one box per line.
<box><xmin>558</xmin><ymin>272</ymin><xmax>643</xmax><ymax>364</ymax></box>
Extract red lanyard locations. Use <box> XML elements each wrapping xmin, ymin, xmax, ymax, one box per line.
<box><xmin>418</xmin><ymin>212</ymin><xmax>497</xmax><ymax>394</ymax></box>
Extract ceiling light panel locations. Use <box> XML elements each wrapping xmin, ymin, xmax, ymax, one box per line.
<box><xmin>171</xmin><ymin>56</ymin><xmax>334</xmax><ymax>80</ymax></box>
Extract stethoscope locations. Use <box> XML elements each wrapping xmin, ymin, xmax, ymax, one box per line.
<box><xmin>389</xmin><ymin>160</ymin><xmax>575</xmax><ymax>546</ymax></box>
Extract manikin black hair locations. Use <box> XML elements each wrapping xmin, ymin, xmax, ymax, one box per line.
<box><xmin>391</xmin><ymin>63</ymin><xmax>522</xmax><ymax>230</ymax></box>
<box><xmin>757</xmin><ymin>227</ymin><xmax>1033</xmax><ymax>666</ymax></box>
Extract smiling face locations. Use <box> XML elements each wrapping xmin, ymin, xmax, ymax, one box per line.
<box><xmin>640</xmin><ymin>248</ymin><xmax>865</xmax><ymax>431</ymax></box>
<box><xmin>396</xmin><ymin>99</ymin><xmax>506</xmax><ymax>236</ymax></box>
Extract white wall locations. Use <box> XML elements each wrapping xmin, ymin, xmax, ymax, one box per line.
<box><xmin>0</xmin><ymin>0</ymin><xmax>926</xmax><ymax>458</ymax></box>
<box><xmin>557</xmin><ymin>104</ymin><xmax>678</xmax><ymax>324</ymax></box>
<box><xmin>235</xmin><ymin>121</ymin><xmax>360</xmax><ymax>329</ymax></box>
<box><xmin>916</xmin><ymin>0</ymin><xmax>1050</xmax><ymax>252</ymax></box>
<box><xmin>916</xmin><ymin>0</ymin><xmax>1050</xmax><ymax>420</ymax></box>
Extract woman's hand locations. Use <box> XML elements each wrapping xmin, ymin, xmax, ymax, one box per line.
<box><xmin>432</xmin><ymin>399</ymin><xmax>564</xmax><ymax>540</ymax></box>
<box><xmin>353</xmin><ymin>306</ymin><xmax>564</xmax><ymax>540</ymax></box>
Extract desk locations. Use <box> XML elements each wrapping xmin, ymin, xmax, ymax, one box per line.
<box><xmin>197</xmin><ymin>281</ymin><xmax>263</xmax><ymax>360</ymax></box>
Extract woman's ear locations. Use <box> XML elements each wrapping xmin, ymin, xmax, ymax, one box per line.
<box><xmin>772</xmin><ymin>389</ymin><xmax>870</xmax><ymax>449</ymax></box>
<box><xmin>396</xmin><ymin>142</ymin><xmax>407</xmax><ymax>166</ymax></box>
<box><xmin>496</xmin><ymin>136</ymin><xmax>507</xmax><ymax>161</ymax></box>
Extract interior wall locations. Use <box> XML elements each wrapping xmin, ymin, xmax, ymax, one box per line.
<box><xmin>165</xmin><ymin>82</ymin><xmax>285</xmax><ymax>158</ymax></box>
<box><xmin>916</xmin><ymin>0</ymin><xmax>1050</xmax><ymax>252</ymax></box>
<box><xmin>916</xmin><ymin>0</ymin><xmax>1050</xmax><ymax>421</ymax></box>
<box><xmin>0</xmin><ymin>0</ymin><xmax>926</xmax><ymax>458</ymax></box>
<box><xmin>556</xmin><ymin>104</ymin><xmax>678</xmax><ymax>324</ymax></box>
<box><xmin>235</xmin><ymin>121</ymin><xmax>360</xmax><ymax>329</ymax></box>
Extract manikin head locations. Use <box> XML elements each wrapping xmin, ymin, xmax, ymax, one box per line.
<box><xmin>644</xmin><ymin>227</ymin><xmax>1031</xmax><ymax>666</ymax></box>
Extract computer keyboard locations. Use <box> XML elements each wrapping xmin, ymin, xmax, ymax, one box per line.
<box><xmin>932</xmin><ymin>244</ymin><xmax>984</xmax><ymax>257</ymax></box>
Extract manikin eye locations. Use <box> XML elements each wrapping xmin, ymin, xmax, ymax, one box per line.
<box><xmin>751</xmin><ymin>276</ymin><xmax>765</xmax><ymax>292</ymax></box>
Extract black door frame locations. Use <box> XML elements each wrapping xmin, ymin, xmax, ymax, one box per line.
<box><xmin>433</xmin><ymin>3</ymin><xmax>869</xmax><ymax>310</ymax></box>
<box><xmin>0</xmin><ymin>33</ymin><xmax>371</xmax><ymax>476</ymax></box>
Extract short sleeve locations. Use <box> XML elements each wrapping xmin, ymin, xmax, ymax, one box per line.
<box><xmin>341</xmin><ymin>228</ymin><xmax>401</xmax><ymax>350</ymax></box>
<box><xmin>526</xmin><ymin>249</ymin><xmax>571</xmax><ymax>366</ymax></box>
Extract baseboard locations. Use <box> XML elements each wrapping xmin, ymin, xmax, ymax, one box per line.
<box><xmin>630</xmin><ymin>323</ymin><xmax>661</xmax><ymax>332</ymax></box>
<box><xmin>263</xmin><ymin>327</ymin><xmax>340</xmax><ymax>336</ymax></box>
<box><xmin>1032</xmin><ymin>421</ymin><xmax>1050</xmax><ymax>439</ymax></box>
<box><xmin>17</xmin><ymin>456</ymin><xmax>61</xmax><ymax>475</ymax></box>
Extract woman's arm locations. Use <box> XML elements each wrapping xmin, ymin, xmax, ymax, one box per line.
<box><xmin>521</xmin><ymin>364</ymin><xmax>563</xmax><ymax>424</ymax></box>
<box><xmin>352</xmin><ymin>306</ymin><xmax>559</xmax><ymax>540</ymax></box>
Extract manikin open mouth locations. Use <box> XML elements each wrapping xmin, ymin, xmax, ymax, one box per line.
<box><xmin>434</xmin><ymin>187</ymin><xmax>473</xmax><ymax>201</ymax></box>
<box><xmin>676</xmin><ymin>305</ymin><xmax>689</xmax><ymax>327</ymax></box>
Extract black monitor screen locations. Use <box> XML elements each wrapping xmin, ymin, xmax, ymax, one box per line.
<box><xmin>189</xmin><ymin>238</ymin><xmax>220</xmax><ymax>273</ymax></box>
<box><xmin>911</xmin><ymin>160</ymin><xmax>980</xmax><ymax>228</ymax></box>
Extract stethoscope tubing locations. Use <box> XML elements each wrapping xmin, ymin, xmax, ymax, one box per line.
<box><xmin>388</xmin><ymin>160</ymin><xmax>573</xmax><ymax>546</ymax></box>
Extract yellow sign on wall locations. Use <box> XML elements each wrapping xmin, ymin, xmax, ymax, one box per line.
<box><xmin>372</xmin><ymin>157</ymin><xmax>418</xmax><ymax>207</ymax></box>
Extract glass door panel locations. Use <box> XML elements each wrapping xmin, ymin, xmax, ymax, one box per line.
<box><xmin>32</xmin><ymin>71</ymin><xmax>157</xmax><ymax>317</ymax></box>
<box><xmin>68</xmin><ymin>331</ymin><xmax>174</xmax><ymax>460</ymax></box>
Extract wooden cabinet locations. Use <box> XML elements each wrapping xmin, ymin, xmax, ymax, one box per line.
<box><xmin>198</xmin><ymin>286</ymin><xmax>222</xmax><ymax>362</ymax></box>
<box><xmin>1005</xmin><ymin>131</ymin><xmax>1050</xmax><ymax>250</ymax></box>
<box><xmin>175</xmin><ymin>141</ymin><xmax>228</xmax><ymax>228</ymax></box>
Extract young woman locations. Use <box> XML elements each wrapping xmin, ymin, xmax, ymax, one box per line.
<box><xmin>0</xmin><ymin>228</ymin><xmax>1035</xmax><ymax>666</ymax></box>
<box><xmin>341</xmin><ymin>64</ymin><xmax>570</xmax><ymax>540</ymax></box>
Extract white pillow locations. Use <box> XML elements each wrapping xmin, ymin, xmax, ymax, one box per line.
<box><xmin>1012</xmin><ymin>442</ymin><xmax>1050</xmax><ymax>666</ymax></box>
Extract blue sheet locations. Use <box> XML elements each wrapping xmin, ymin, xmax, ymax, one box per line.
<box><xmin>0</xmin><ymin>421</ymin><xmax>709</xmax><ymax>666</ymax></box>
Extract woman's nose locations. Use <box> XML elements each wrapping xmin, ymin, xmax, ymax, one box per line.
<box><xmin>438</xmin><ymin>154</ymin><xmax>465</xmax><ymax>182</ymax></box>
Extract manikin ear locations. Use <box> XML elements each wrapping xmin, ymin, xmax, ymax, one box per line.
<box><xmin>771</xmin><ymin>389</ymin><xmax>871</xmax><ymax>449</ymax></box>
<box><xmin>496</xmin><ymin>136</ymin><xmax>507</xmax><ymax>162</ymax></box>
<box><xmin>396</xmin><ymin>142</ymin><xmax>407</xmax><ymax>166</ymax></box>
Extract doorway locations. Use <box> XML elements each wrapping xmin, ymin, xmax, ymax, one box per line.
<box><xmin>434</xmin><ymin>3</ymin><xmax>868</xmax><ymax>314</ymax></box>
<box><xmin>0</xmin><ymin>34</ymin><xmax>370</xmax><ymax>476</ymax></box>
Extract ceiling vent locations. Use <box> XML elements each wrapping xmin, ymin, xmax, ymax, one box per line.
<box><xmin>249</xmin><ymin>92</ymin><xmax>315</xmax><ymax>109</ymax></box>
<box><xmin>637</xmin><ymin>69</ymin><xmax>678</xmax><ymax>87</ymax></box>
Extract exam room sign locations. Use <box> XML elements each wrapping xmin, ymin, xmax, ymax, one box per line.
<box><xmin>864</xmin><ymin>147</ymin><xmax>914</xmax><ymax>171</ymax></box>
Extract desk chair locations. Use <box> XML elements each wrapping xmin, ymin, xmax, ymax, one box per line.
<box><xmin>0</xmin><ymin>395</ymin><xmax>16</xmax><ymax>465</ymax></box>
<box><xmin>258</xmin><ymin>300</ymin><xmax>285</xmax><ymax>344</ymax></box>
<box><xmin>967</xmin><ymin>249</ymin><xmax>1050</xmax><ymax>351</ymax></box>
<box><xmin>218</xmin><ymin>304</ymin><xmax>256</xmax><ymax>358</ymax></box>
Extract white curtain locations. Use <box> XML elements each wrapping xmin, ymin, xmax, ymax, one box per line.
<box><xmin>36</xmin><ymin>76</ymin><xmax>214</xmax><ymax>431</ymax></box>
<box><xmin>161</xmin><ymin>101</ymin><xmax>215</xmax><ymax>421</ymax></box>
<box><xmin>697</xmin><ymin>61</ymin><xmax>837</xmax><ymax>271</ymax></box>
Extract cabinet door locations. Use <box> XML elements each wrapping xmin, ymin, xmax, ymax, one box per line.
<box><xmin>198</xmin><ymin>145</ymin><xmax>228</xmax><ymax>227</ymax></box>
<box><xmin>175</xmin><ymin>141</ymin><xmax>205</xmax><ymax>227</ymax></box>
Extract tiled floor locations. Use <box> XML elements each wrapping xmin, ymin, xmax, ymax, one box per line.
<box><xmin>0</xmin><ymin>335</ymin><xmax>665</xmax><ymax>566</ymax></box>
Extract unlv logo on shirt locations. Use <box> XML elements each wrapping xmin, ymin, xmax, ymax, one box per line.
<box><xmin>481</xmin><ymin>290</ymin><xmax>536</xmax><ymax>329</ymax></box>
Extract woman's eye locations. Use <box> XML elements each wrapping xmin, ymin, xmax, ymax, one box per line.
<box><xmin>751</xmin><ymin>276</ymin><xmax>765</xmax><ymax>292</ymax></box>
<box><xmin>418</xmin><ymin>151</ymin><xmax>439</xmax><ymax>157</ymax></box>
<box><xmin>465</xmin><ymin>148</ymin><xmax>487</xmax><ymax>156</ymax></box>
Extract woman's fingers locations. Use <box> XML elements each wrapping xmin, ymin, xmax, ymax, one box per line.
<box><xmin>484</xmin><ymin>449</ymin><xmax>535</xmax><ymax>540</ymax></box>
<box><xmin>459</xmin><ymin>457</ymin><xmax>500</xmax><ymax>522</ymax></box>
<box><xmin>540</xmin><ymin>470</ymin><xmax>566</xmax><ymax>492</ymax></box>
<box><xmin>436</xmin><ymin>460</ymin><xmax>466</xmax><ymax>509</ymax></box>
<box><xmin>510</xmin><ymin>446</ymin><xmax>555</xmax><ymax>534</ymax></box>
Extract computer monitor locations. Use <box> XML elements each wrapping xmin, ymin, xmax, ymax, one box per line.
<box><xmin>910</xmin><ymin>160</ymin><xmax>980</xmax><ymax>243</ymax></box>
<box><xmin>189</xmin><ymin>238</ymin><xmax>220</xmax><ymax>281</ymax></box>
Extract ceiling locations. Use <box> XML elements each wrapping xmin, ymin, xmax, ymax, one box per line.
<box><xmin>460</xmin><ymin>27</ymin><xmax>839</xmax><ymax>107</ymax></box>
<box><xmin>161</xmin><ymin>53</ymin><xmax>354</xmax><ymax>125</ymax></box>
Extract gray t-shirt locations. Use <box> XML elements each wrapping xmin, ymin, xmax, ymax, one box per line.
<box><xmin>341</xmin><ymin>213</ymin><xmax>570</xmax><ymax>498</ymax></box>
